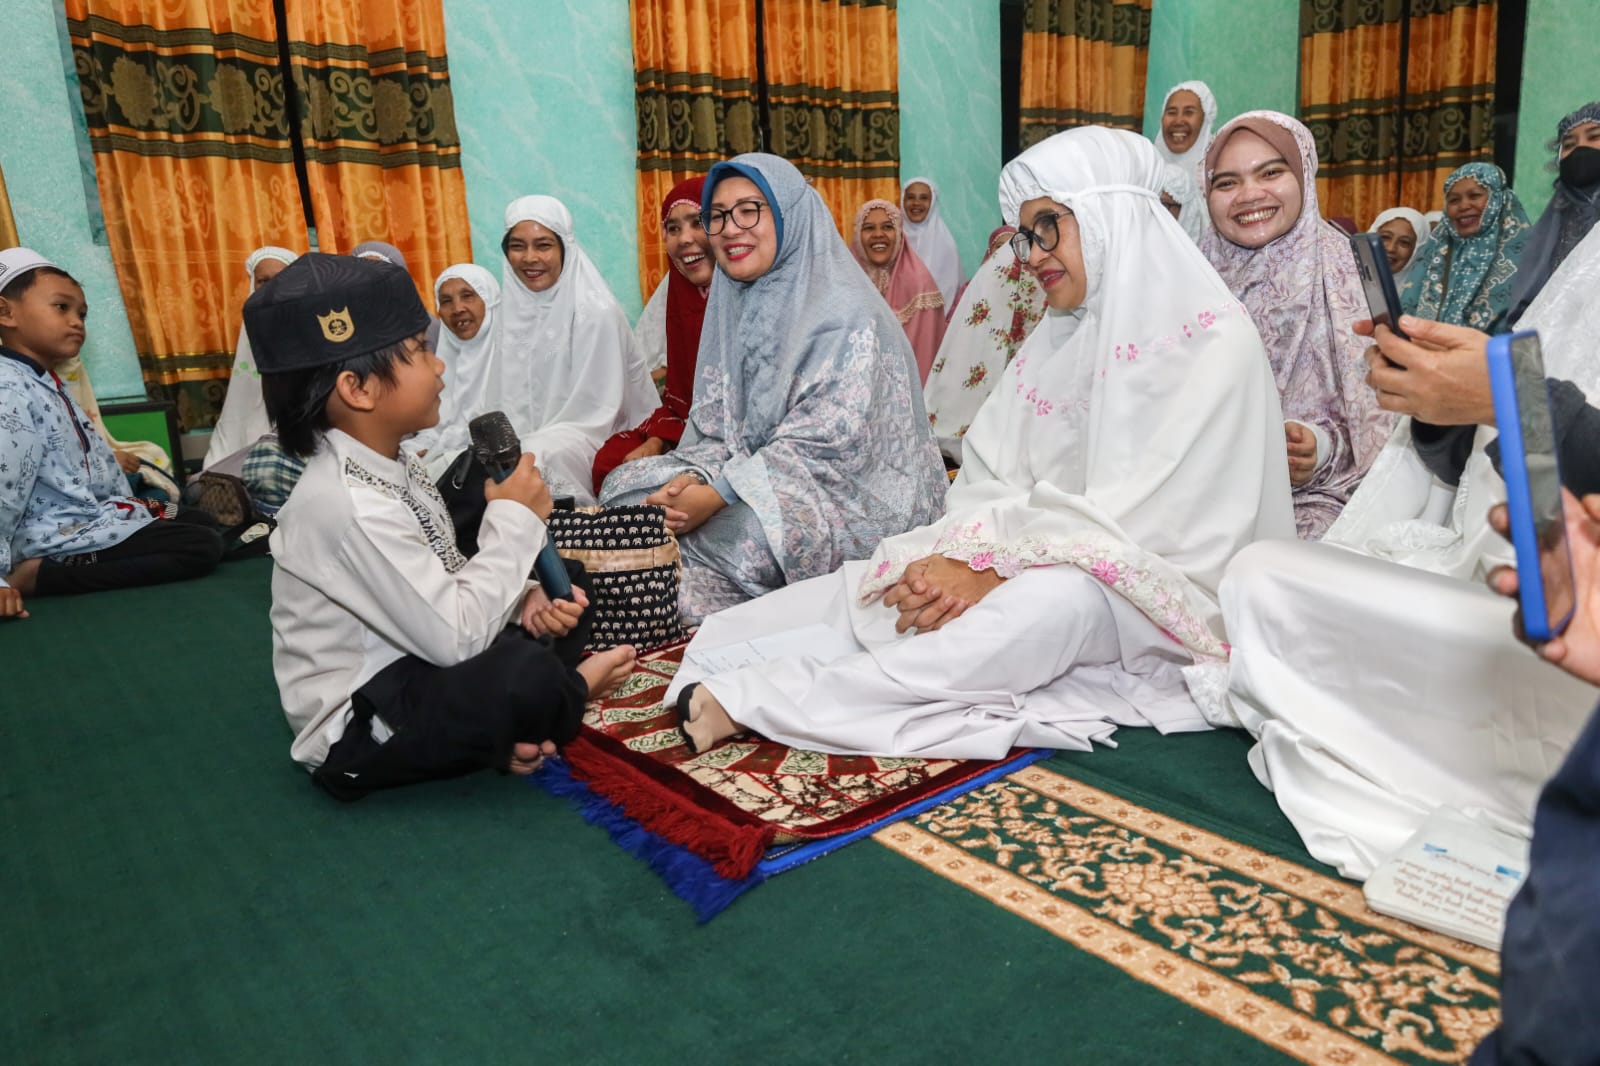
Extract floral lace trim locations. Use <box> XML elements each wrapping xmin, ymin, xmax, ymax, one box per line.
<box><xmin>856</xmin><ymin>522</ymin><xmax>1226</xmax><ymax>662</ymax></box>
<box><xmin>894</xmin><ymin>290</ymin><xmax>945</xmax><ymax>325</ymax></box>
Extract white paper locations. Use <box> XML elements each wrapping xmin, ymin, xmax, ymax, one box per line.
<box><xmin>685</xmin><ymin>622</ymin><xmax>860</xmax><ymax>676</ymax></box>
<box><xmin>1362</xmin><ymin>808</ymin><xmax>1531</xmax><ymax>949</ymax></box>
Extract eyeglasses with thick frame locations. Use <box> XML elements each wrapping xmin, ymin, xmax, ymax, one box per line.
<box><xmin>702</xmin><ymin>199</ymin><xmax>770</xmax><ymax>236</ymax></box>
<box><xmin>1010</xmin><ymin>209</ymin><xmax>1069</xmax><ymax>262</ymax></box>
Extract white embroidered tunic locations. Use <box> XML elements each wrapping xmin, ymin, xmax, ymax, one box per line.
<box><xmin>268</xmin><ymin>429</ymin><xmax>544</xmax><ymax>769</ymax></box>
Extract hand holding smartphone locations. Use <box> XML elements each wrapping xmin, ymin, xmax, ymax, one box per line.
<box><xmin>1349</xmin><ymin>232</ymin><xmax>1409</xmax><ymax>344</ymax></box>
<box><xmin>1486</xmin><ymin>329</ymin><xmax>1575</xmax><ymax>642</ymax></box>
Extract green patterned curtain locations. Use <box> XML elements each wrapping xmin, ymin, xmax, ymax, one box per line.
<box><xmin>631</xmin><ymin>0</ymin><xmax>761</xmax><ymax>299</ymax></box>
<box><xmin>1020</xmin><ymin>0</ymin><xmax>1153</xmax><ymax>149</ymax></box>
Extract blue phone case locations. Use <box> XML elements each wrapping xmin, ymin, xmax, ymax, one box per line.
<box><xmin>1485</xmin><ymin>330</ymin><xmax>1573</xmax><ymax>641</ymax></box>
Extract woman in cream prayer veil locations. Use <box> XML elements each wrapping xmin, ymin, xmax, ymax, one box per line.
<box><xmin>1188</xmin><ymin>224</ymin><xmax>1600</xmax><ymax>881</ymax></box>
<box><xmin>666</xmin><ymin>126</ymin><xmax>1294</xmax><ymax>760</ymax></box>
<box><xmin>497</xmin><ymin>195</ymin><xmax>659</xmax><ymax>504</ymax></box>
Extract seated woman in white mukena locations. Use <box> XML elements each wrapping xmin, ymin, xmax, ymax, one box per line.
<box><xmin>1187</xmin><ymin>223</ymin><xmax>1600</xmax><ymax>880</ymax></box>
<box><xmin>669</xmin><ymin>126</ymin><xmax>1295</xmax><ymax>759</ymax></box>
<box><xmin>497</xmin><ymin>196</ymin><xmax>658</xmax><ymax>505</ymax></box>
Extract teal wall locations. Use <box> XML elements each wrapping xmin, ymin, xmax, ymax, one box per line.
<box><xmin>1142</xmin><ymin>0</ymin><xmax>1300</xmax><ymax>142</ymax></box>
<box><xmin>1513</xmin><ymin>0</ymin><xmax>1600</xmax><ymax>220</ymax></box>
<box><xmin>0</xmin><ymin>0</ymin><xmax>143</xmax><ymax>398</ymax></box>
<box><xmin>900</xmin><ymin>0</ymin><xmax>1004</xmax><ymax>273</ymax></box>
<box><xmin>442</xmin><ymin>0</ymin><xmax>643</xmax><ymax>315</ymax></box>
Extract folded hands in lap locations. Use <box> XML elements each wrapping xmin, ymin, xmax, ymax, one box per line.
<box><xmin>644</xmin><ymin>473</ymin><xmax>725</xmax><ymax>534</ymax></box>
<box><xmin>882</xmin><ymin>554</ymin><xmax>1005</xmax><ymax>634</ymax></box>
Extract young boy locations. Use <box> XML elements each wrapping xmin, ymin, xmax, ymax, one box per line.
<box><xmin>0</xmin><ymin>248</ymin><xmax>222</xmax><ymax>620</ymax></box>
<box><xmin>248</xmin><ymin>253</ymin><xmax>635</xmax><ymax>799</ymax></box>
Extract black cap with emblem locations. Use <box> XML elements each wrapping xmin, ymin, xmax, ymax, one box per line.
<box><xmin>243</xmin><ymin>252</ymin><xmax>429</xmax><ymax>373</ymax></box>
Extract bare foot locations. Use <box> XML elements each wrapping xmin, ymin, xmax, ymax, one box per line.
<box><xmin>682</xmin><ymin>684</ymin><xmax>740</xmax><ymax>753</ymax></box>
<box><xmin>577</xmin><ymin>645</ymin><xmax>637</xmax><ymax>701</ymax></box>
<box><xmin>508</xmin><ymin>739</ymin><xmax>558</xmax><ymax>776</ymax></box>
<box><xmin>5</xmin><ymin>557</ymin><xmax>42</xmax><ymax>596</ymax></box>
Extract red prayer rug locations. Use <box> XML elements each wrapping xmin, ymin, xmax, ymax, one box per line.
<box><xmin>541</xmin><ymin>640</ymin><xmax>1044</xmax><ymax>917</ymax></box>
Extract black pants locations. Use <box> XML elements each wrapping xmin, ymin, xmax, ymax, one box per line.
<box><xmin>312</xmin><ymin>560</ymin><xmax>594</xmax><ymax>802</ymax></box>
<box><xmin>34</xmin><ymin>513</ymin><xmax>224</xmax><ymax>596</ymax></box>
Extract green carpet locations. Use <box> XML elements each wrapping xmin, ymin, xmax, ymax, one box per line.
<box><xmin>3</xmin><ymin>559</ymin><xmax>1341</xmax><ymax>1064</ymax></box>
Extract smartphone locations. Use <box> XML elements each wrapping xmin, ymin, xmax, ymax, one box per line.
<box><xmin>1349</xmin><ymin>232</ymin><xmax>1409</xmax><ymax>341</ymax></box>
<box><xmin>1486</xmin><ymin>330</ymin><xmax>1575</xmax><ymax>642</ymax></box>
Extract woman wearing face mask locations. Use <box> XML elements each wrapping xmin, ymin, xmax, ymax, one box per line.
<box><xmin>666</xmin><ymin>127</ymin><xmax>1294</xmax><ymax>759</ymax></box>
<box><xmin>591</xmin><ymin>177</ymin><xmax>713</xmax><ymax>493</ymax></box>
<box><xmin>851</xmin><ymin>199</ymin><xmax>947</xmax><ymax>382</ymax></box>
<box><xmin>1399</xmin><ymin>163</ymin><xmax>1531</xmax><ymax>334</ymax></box>
<box><xmin>1200</xmin><ymin>111</ymin><xmax>1394</xmax><ymax>539</ymax></box>
<box><xmin>599</xmin><ymin>155</ymin><xmax>946</xmax><ymax>625</ymax></box>
<box><xmin>1508</xmin><ymin>102</ymin><xmax>1600</xmax><ymax>325</ymax></box>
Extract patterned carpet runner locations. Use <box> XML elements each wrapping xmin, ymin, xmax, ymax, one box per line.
<box><xmin>877</xmin><ymin>765</ymin><xmax>1501</xmax><ymax>1065</ymax></box>
<box><xmin>541</xmin><ymin>640</ymin><xmax>1043</xmax><ymax>919</ymax></box>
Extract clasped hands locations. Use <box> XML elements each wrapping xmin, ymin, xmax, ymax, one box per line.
<box><xmin>644</xmin><ymin>472</ymin><xmax>725</xmax><ymax>535</ymax></box>
<box><xmin>881</xmin><ymin>554</ymin><xmax>1005</xmax><ymax>634</ymax></box>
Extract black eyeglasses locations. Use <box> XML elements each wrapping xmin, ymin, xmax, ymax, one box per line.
<box><xmin>702</xmin><ymin>200</ymin><xmax>769</xmax><ymax>236</ymax></box>
<box><xmin>1010</xmin><ymin>210</ymin><xmax>1067</xmax><ymax>261</ymax></box>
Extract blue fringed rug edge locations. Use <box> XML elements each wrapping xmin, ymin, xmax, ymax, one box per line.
<box><xmin>535</xmin><ymin>747</ymin><xmax>1050</xmax><ymax>922</ymax></box>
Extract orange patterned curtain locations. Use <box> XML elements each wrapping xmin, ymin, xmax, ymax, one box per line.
<box><xmin>1300</xmin><ymin>0</ymin><xmax>1496</xmax><ymax>226</ymax></box>
<box><xmin>278</xmin><ymin>0</ymin><xmax>471</xmax><ymax>303</ymax></box>
<box><xmin>762</xmin><ymin>0</ymin><xmax>901</xmax><ymax>237</ymax></box>
<box><xmin>65</xmin><ymin>0</ymin><xmax>309</xmax><ymax>429</ymax></box>
<box><xmin>1019</xmin><ymin>0</ymin><xmax>1152</xmax><ymax>150</ymax></box>
<box><xmin>1398</xmin><ymin>0</ymin><xmax>1496</xmax><ymax>212</ymax></box>
<box><xmin>632</xmin><ymin>0</ymin><xmax>760</xmax><ymax>303</ymax></box>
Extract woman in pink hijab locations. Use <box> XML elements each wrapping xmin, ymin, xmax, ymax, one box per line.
<box><xmin>850</xmin><ymin>199</ymin><xmax>947</xmax><ymax>382</ymax></box>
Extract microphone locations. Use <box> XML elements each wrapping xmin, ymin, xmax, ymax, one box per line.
<box><xmin>468</xmin><ymin>411</ymin><xmax>574</xmax><ymax>601</ymax></box>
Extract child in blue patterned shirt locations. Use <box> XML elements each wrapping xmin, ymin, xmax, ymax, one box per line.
<box><xmin>0</xmin><ymin>248</ymin><xmax>222</xmax><ymax>620</ymax></box>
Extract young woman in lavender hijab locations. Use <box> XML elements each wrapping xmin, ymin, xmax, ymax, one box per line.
<box><xmin>900</xmin><ymin>177</ymin><xmax>964</xmax><ymax>305</ymax></box>
<box><xmin>667</xmin><ymin>128</ymin><xmax>1294</xmax><ymax>759</ymax></box>
<box><xmin>1508</xmin><ymin>101</ymin><xmax>1600</xmax><ymax>324</ymax></box>
<box><xmin>600</xmin><ymin>154</ymin><xmax>946</xmax><ymax>625</ymax></box>
<box><xmin>1200</xmin><ymin>110</ymin><xmax>1394</xmax><ymax>539</ymax></box>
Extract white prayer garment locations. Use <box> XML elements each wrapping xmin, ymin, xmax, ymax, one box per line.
<box><xmin>668</xmin><ymin>127</ymin><xmax>1295</xmax><ymax>759</ymax></box>
<box><xmin>1189</xmin><ymin>223</ymin><xmax>1600</xmax><ymax>879</ymax></box>
<box><xmin>498</xmin><ymin>195</ymin><xmax>659</xmax><ymax>505</ymax></box>
<box><xmin>410</xmin><ymin>264</ymin><xmax>502</xmax><ymax>482</ymax></box>
<box><xmin>1152</xmin><ymin>80</ymin><xmax>1217</xmax><ymax>231</ymax></box>
<box><xmin>634</xmin><ymin>275</ymin><xmax>669</xmax><ymax>374</ymax></box>
<box><xmin>268</xmin><ymin>429</ymin><xmax>544</xmax><ymax>769</ymax></box>
<box><xmin>900</xmin><ymin>176</ymin><xmax>965</xmax><ymax>306</ymax></box>
<box><xmin>205</xmin><ymin>246</ymin><xmax>297</xmax><ymax>468</ymax></box>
